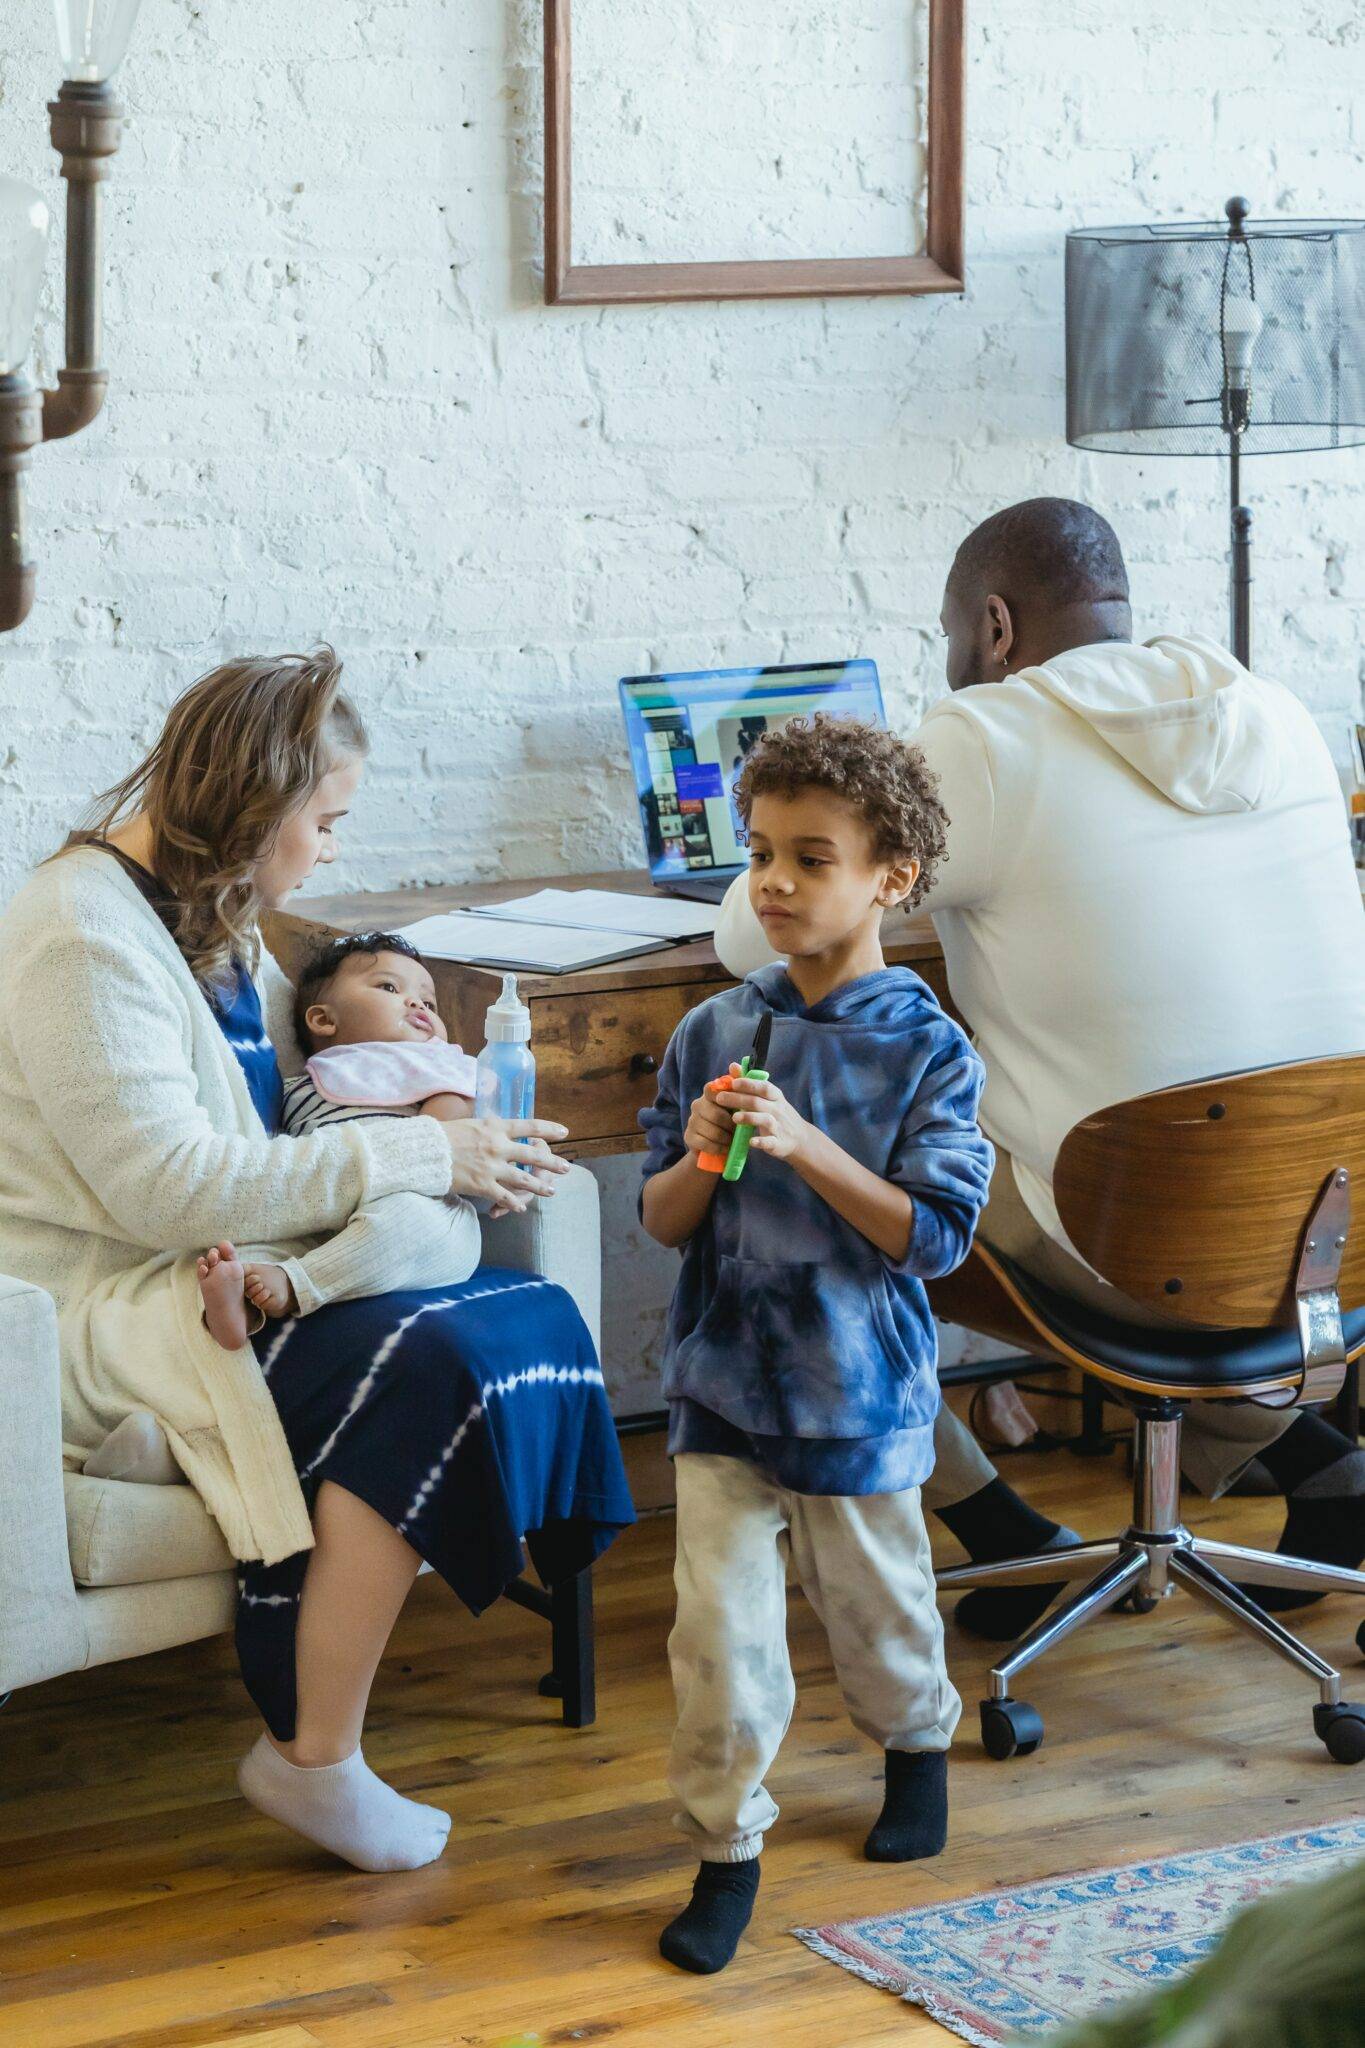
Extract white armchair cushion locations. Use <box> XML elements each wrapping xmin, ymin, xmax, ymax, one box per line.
<box><xmin>0</xmin><ymin>1275</ymin><xmax>87</xmax><ymax>1691</ymax></box>
<box><xmin>478</xmin><ymin>1161</ymin><xmax>601</xmax><ymax>1352</ymax></box>
<box><xmin>64</xmin><ymin>1473</ymin><xmax>233</xmax><ymax>1587</ymax></box>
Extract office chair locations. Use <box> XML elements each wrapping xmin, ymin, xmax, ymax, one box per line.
<box><xmin>931</xmin><ymin>1057</ymin><xmax>1365</xmax><ymax>1765</ymax></box>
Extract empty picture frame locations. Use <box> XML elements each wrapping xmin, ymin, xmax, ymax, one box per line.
<box><xmin>544</xmin><ymin>0</ymin><xmax>965</xmax><ymax>306</ymax></box>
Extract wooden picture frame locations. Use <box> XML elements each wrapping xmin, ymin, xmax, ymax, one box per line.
<box><xmin>544</xmin><ymin>0</ymin><xmax>965</xmax><ymax>306</ymax></box>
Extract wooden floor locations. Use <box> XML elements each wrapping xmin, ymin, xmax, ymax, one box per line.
<box><xmin>2</xmin><ymin>1446</ymin><xmax>1361</xmax><ymax>2048</ymax></box>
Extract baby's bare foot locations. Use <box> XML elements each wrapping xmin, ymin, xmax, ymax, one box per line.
<box><xmin>197</xmin><ymin>1242</ymin><xmax>252</xmax><ymax>1350</ymax></box>
<box><xmin>244</xmin><ymin>1263</ymin><xmax>296</xmax><ymax>1319</ymax></box>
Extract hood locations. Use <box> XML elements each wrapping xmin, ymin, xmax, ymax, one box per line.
<box><xmin>746</xmin><ymin>962</ymin><xmax>931</xmax><ymax>1026</ymax></box>
<box><xmin>1020</xmin><ymin>635</ymin><xmax>1291</xmax><ymax>813</ymax></box>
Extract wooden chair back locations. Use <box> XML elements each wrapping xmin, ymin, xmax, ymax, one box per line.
<box><xmin>1053</xmin><ymin>1056</ymin><xmax>1365</xmax><ymax>1328</ymax></box>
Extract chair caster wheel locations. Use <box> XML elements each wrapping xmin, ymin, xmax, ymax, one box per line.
<box><xmin>538</xmin><ymin>1671</ymin><xmax>565</xmax><ymax>1698</ymax></box>
<box><xmin>1314</xmin><ymin>1701</ymin><xmax>1365</xmax><ymax>1764</ymax></box>
<box><xmin>980</xmin><ymin>1697</ymin><xmax>1044</xmax><ymax>1760</ymax></box>
<box><xmin>1118</xmin><ymin>1589</ymin><xmax>1158</xmax><ymax>1614</ymax></box>
<box><xmin>1355</xmin><ymin>1619</ymin><xmax>1365</xmax><ymax>1661</ymax></box>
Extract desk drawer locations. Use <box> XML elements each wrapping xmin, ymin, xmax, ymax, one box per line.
<box><xmin>528</xmin><ymin>981</ymin><xmax>724</xmax><ymax>1144</ymax></box>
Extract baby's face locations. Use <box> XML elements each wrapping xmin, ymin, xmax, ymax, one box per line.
<box><xmin>306</xmin><ymin>949</ymin><xmax>449</xmax><ymax>1050</ymax></box>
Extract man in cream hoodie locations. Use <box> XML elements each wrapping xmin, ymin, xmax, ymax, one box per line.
<box><xmin>716</xmin><ymin>497</ymin><xmax>1365</xmax><ymax>1639</ymax></box>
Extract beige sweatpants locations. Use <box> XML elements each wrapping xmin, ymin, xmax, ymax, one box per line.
<box><xmin>921</xmin><ymin>1149</ymin><xmax>1294</xmax><ymax>1510</ymax></box>
<box><xmin>668</xmin><ymin>1453</ymin><xmax>961</xmax><ymax>1864</ymax></box>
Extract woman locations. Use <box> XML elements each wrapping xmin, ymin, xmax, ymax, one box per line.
<box><xmin>0</xmin><ymin>648</ymin><xmax>633</xmax><ymax>1871</ymax></box>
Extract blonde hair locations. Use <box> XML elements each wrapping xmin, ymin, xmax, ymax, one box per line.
<box><xmin>67</xmin><ymin>647</ymin><xmax>368</xmax><ymax>985</ymax></box>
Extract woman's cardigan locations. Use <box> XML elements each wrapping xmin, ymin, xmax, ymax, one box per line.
<box><xmin>0</xmin><ymin>847</ymin><xmax>456</xmax><ymax>1565</ymax></box>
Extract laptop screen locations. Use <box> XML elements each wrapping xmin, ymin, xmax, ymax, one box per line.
<box><xmin>619</xmin><ymin>659</ymin><xmax>886</xmax><ymax>882</ymax></box>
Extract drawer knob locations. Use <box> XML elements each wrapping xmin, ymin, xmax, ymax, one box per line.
<box><xmin>629</xmin><ymin>1051</ymin><xmax>659</xmax><ymax>1078</ymax></box>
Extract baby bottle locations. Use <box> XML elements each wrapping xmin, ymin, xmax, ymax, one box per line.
<box><xmin>476</xmin><ymin>973</ymin><xmax>536</xmax><ymax>1123</ymax></box>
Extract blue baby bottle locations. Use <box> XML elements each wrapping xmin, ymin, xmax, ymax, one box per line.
<box><xmin>476</xmin><ymin>973</ymin><xmax>536</xmax><ymax>1123</ymax></box>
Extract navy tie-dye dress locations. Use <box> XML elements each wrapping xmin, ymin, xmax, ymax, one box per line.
<box><xmin>208</xmin><ymin>968</ymin><xmax>634</xmax><ymax>1740</ymax></box>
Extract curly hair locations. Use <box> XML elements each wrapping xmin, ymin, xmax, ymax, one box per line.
<box><xmin>64</xmin><ymin>647</ymin><xmax>367</xmax><ymax>989</ymax></box>
<box><xmin>292</xmin><ymin>930</ymin><xmax>422</xmax><ymax>1051</ymax></box>
<box><xmin>733</xmin><ymin>714</ymin><xmax>949</xmax><ymax>908</ymax></box>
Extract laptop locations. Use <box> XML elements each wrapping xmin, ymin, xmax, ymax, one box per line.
<box><xmin>618</xmin><ymin>659</ymin><xmax>887</xmax><ymax>902</ymax></box>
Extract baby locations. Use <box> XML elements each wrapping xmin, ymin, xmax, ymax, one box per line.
<box><xmin>198</xmin><ymin>933</ymin><xmax>481</xmax><ymax>1349</ymax></box>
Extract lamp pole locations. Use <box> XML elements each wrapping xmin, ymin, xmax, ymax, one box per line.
<box><xmin>1222</xmin><ymin>196</ymin><xmax>1256</xmax><ymax>669</ymax></box>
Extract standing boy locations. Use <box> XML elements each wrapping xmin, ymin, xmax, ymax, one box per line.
<box><xmin>640</xmin><ymin>715</ymin><xmax>994</xmax><ymax>1974</ymax></box>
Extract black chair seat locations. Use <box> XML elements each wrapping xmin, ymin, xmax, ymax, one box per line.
<box><xmin>996</xmin><ymin>1253</ymin><xmax>1365</xmax><ymax>1389</ymax></box>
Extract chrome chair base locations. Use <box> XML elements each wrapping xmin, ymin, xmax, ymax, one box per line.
<box><xmin>935</xmin><ymin>1405</ymin><xmax>1365</xmax><ymax>1760</ymax></box>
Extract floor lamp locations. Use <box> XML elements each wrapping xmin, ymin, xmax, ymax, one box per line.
<box><xmin>1065</xmin><ymin>201</ymin><xmax>1365</xmax><ymax>670</ymax></box>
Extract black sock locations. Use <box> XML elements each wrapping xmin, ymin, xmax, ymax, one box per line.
<box><xmin>659</xmin><ymin>1858</ymin><xmax>760</xmax><ymax>1975</ymax></box>
<box><xmin>1256</xmin><ymin>1410</ymin><xmax>1357</xmax><ymax>1495</ymax></box>
<box><xmin>935</xmin><ymin>1476</ymin><xmax>1060</xmax><ymax>1558</ymax></box>
<box><xmin>936</xmin><ymin>1480</ymin><xmax>1081</xmax><ymax>1642</ymax></box>
<box><xmin>864</xmin><ymin>1749</ymin><xmax>949</xmax><ymax>1863</ymax></box>
<box><xmin>1238</xmin><ymin>1413</ymin><xmax>1365</xmax><ymax>1613</ymax></box>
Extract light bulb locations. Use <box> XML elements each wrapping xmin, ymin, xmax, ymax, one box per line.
<box><xmin>0</xmin><ymin>179</ymin><xmax>51</xmax><ymax>377</ymax></box>
<box><xmin>52</xmin><ymin>0</ymin><xmax>144</xmax><ymax>84</ymax></box>
<box><xmin>1222</xmin><ymin>294</ymin><xmax>1263</xmax><ymax>391</ymax></box>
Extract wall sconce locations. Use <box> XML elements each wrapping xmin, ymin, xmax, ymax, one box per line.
<box><xmin>0</xmin><ymin>0</ymin><xmax>144</xmax><ymax>632</ymax></box>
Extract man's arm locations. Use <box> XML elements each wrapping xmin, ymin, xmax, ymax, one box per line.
<box><xmin>713</xmin><ymin>871</ymin><xmax>779</xmax><ymax>978</ymax></box>
<box><xmin>911</xmin><ymin>707</ymin><xmax>997</xmax><ymax>912</ymax></box>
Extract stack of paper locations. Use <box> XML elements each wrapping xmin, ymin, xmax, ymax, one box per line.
<box><xmin>480</xmin><ymin>888</ymin><xmax>716</xmax><ymax>942</ymax></box>
<box><xmin>393</xmin><ymin>911</ymin><xmax>670</xmax><ymax>975</ymax></box>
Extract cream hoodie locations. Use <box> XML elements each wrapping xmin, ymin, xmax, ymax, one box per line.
<box><xmin>714</xmin><ymin>637</ymin><xmax>1365</xmax><ymax>1252</ymax></box>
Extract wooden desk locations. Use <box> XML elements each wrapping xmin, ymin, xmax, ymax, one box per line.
<box><xmin>267</xmin><ymin>872</ymin><xmax>951</xmax><ymax>1161</ymax></box>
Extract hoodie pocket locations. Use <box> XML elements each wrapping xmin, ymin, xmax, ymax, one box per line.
<box><xmin>669</xmin><ymin>1254</ymin><xmax>917</xmax><ymax>1439</ymax></box>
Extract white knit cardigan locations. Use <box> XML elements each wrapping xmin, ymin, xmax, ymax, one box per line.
<box><xmin>0</xmin><ymin>848</ymin><xmax>456</xmax><ymax>1565</ymax></box>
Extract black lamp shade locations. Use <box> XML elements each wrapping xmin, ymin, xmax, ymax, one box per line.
<box><xmin>1066</xmin><ymin>217</ymin><xmax>1365</xmax><ymax>457</ymax></box>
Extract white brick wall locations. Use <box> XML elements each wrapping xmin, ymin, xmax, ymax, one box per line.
<box><xmin>3</xmin><ymin>0</ymin><xmax>1363</xmax><ymax>1405</ymax></box>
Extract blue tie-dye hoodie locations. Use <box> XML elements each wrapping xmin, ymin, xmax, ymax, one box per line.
<box><xmin>640</xmin><ymin>962</ymin><xmax>994</xmax><ymax>1490</ymax></box>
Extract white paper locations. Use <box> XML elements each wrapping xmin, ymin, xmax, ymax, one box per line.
<box><xmin>471</xmin><ymin>887</ymin><xmax>717</xmax><ymax>941</ymax></box>
<box><xmin>393</xmin><ymin>911</ymin><xmax>667</xmax><ymax>973</ymax></box>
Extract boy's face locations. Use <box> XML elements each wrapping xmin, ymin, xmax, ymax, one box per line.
<box><xmin>304</xmin><ymin>948</ymin><xmax>449</xmax><ymax>1050</ymax></box>
<box><xmin>744</xmin><ymin>788</ymin><xmax>919</xmax><ymax>958</ymax></box>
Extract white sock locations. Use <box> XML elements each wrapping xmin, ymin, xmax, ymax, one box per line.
<box><xmin>237</xmin><ymin>1735</ymin><xmax>452</xmax><ymax>1873</ymax></box>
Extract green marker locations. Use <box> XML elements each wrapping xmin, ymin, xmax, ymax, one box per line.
<box><xmin>722</xmin><ymin>1010</ymin><xmax>773</xmax><ymax>1182</ymax></box>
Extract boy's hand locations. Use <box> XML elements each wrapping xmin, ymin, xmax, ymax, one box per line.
<box><xmin>684</xmin><ymin>1083</ymin><xmax>735</xmax><ymax>1161</ymax></box>
<box><xmin>716</xmin><ymin>1069</ymin><xmax>812</xmax><ymax>1164</ymax></box>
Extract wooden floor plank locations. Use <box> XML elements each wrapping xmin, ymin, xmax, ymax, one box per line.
<box><xmin>2</xmin><ymin>1452</ymin><xmax>1360</xmax><ymax>2047</ymax></box>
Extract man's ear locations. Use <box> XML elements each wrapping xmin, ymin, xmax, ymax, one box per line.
<box><xmin>304</xmin><ymin>1001</ymin><xmax>338</xmax><ymax>1042</ymax></box>
<box><xmin>985</xmin><ymin>592</ymin><xmax>1015</xmax><ymax>672</ymax></box>
<box><xmin>877</xmin><ymin>857</ymin><xmax>921</xmax><ymax>910</ymax></box>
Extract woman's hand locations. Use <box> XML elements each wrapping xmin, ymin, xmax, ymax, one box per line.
<box><xmin>441</xmin><ymin>1115</ymin><xmax>570</xmax><ymax>1213</ymax></box>
<box><xmin>715</xmin><ymin>1071</ymin><xmax>812</xmax><ymax>1165</ymax></box>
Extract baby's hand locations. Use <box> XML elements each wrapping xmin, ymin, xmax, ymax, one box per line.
<box><xmin>243</xmin><ymin>1262</ymin><xmax>298</xmax><ymax>1319</ymax></box>
<box><xmin>684</xmin><ymin>1080</ymin><xmax>735</xmax><ymax>1161</ymax></box>
<box><xmin>420</xmin><ymin>1090</ymin><xmax>475</xmax><ymax>1121</ymax></box>
<box><xmin>715</xmin><ymin>1072</ymin><xmax>811</xmax><ymax>1164</ymax></box>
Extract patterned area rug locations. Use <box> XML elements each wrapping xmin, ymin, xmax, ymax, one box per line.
<box><xmin>794</xmin><ymin>1818</ymin><xmax>1365</xmax><ymax>2044</ymax></box>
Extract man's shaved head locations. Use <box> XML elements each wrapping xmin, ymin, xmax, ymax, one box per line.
<box><xmin>941</xmin><ymin>497</ymin><xmax>1132</xmax><ymax>692</ymax></box>
<box><xmin>948</xmin><ymin>497</ymin><xmax>1129</xmax><ymax>611</ymax></box>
